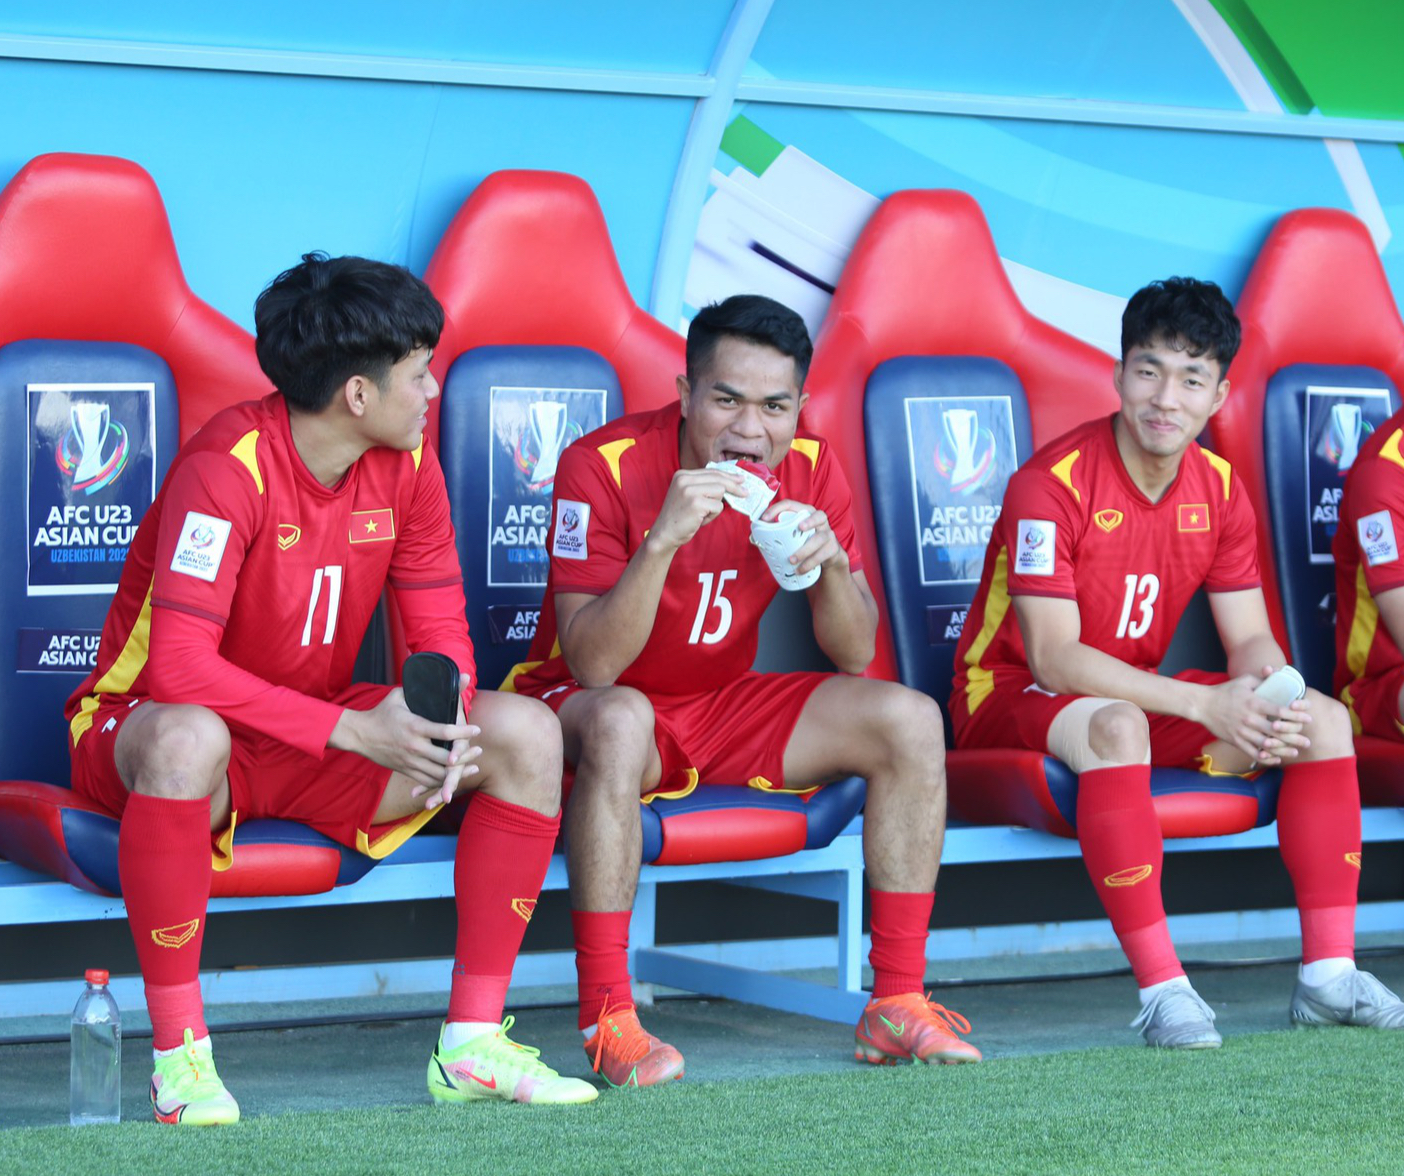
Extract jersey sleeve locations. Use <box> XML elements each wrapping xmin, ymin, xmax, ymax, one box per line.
<box><xmin>1204</xmin><ymin>469</ymin><xmax>1262</xmax><ymax>593</ymax></box>
<box><xmin>810</xmin><ymin>444</ymin><xmax>864</xmax><ymax>574</ymax></box>
<box><xmin>1000</xmin><ymin>467</ymin><xmax>1082</xmax><ymax>600</ymax></box>
<box><xmin>386</xmin><ymin>443</ymin><xmax>477</xmax><ymax>701</ymax></box>
<box><xmin>1345</xmin><ymin>454</ymin><xmax>1404</xmax><ymax>596</ymax></box>
<box><xmin>545</xmin><ymin>439</ymin><xmax>633</xmax><ymax>597</ymax></box>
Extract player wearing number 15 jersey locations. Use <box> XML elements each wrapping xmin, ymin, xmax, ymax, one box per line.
<box><xmin>954</xmin><ymin>278</ymin><xmax>1399</xmax><ymax>1047</ymax></box>
<box><xmin>68</xmin><ymin>254</ymin><xmax>594</xmax><ymax>1124</ymax></box>
<box><xmin>511</xmin><ymin>295</ymin><xmax>981</xmax><ymax>1085</ymax></box>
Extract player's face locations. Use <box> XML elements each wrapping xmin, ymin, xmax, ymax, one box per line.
<box><xmin>365</xmin><ymin>346</ymin><xmax>438</xmax><ymax>450</ymax></box>
<box><xmin>1113</xmin><ymin>337</ymin><xmax>1228</xmax><ymax>461</ymax></box>
<box><xmin>676</xmin><ymin>336</ymin><xmax>807</xmax><ymax>471</ymax></box>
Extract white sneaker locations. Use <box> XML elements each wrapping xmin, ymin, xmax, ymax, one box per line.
<box><xmin>1290</xmin><ymin>968</ymin><xmax>1404</xmax><ymax>1029</ymax></box>
<box><xmin>1131</xmin><ymin>986</ymin><xmax>1222</xmax><ymax>1049</ymax></box>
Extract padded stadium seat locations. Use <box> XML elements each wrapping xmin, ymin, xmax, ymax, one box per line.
<box><xmin>1211</xmin><ymin>207</ymin><xmax>1404</xmax><ymax>803</ymax></box>
<box><xmin>806</xmin><ymin>189</ymin><xmax>1281</xmax><ymax>837</ymax></box>
<box><xmin>0</xmin><ymin>153</ymin><xmax>372</xmax><ymax>897</ymax></box>
<box><xmin>397</xmin><ymin>170</ymin><xmax>866</xmax><ymax>863</ymax></box>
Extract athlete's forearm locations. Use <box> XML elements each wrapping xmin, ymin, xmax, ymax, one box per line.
<box><xmin>1030</xmin><ymin>639</ymin><xmax>1212</xmax><ymax>725</ymax></box>
<box><xmin>808</xmin><ymin>559</ymin><xmax>876</xmax><ymax>674</ymax></box>
<box><xmin>559</xmin><ymin>535</ymin><xmax>676</xmax><ymax>686</ymax></box>
<box><xmin>1223</xmin><ymin>633</ymin><xmax>1286</xmax><ymax>681</ymax></box>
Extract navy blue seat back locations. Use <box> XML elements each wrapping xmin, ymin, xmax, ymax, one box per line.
<box><xmin>864</xmin><ymin>356</ymin><xmax>1034</xmax><ymax>723</ymax></box>
<box><xmin>0</xmin><ymin>340</ymin><xmax>178</xmax><ymax>785</ymax></box>
<box><xmin>437</xmin><ymin>345</ymin><xmax>623</xmax><ymax>691</ymax></box>
<box><xmin>1262</xmin><ymin>363</ymin><xmax>1401</xmax><ymax>693</ymax></box>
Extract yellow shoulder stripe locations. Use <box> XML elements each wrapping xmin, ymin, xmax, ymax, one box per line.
<box><xmin>789</xmin><ymin>438</ymin><xmax>820</xmax><ymax>470</ymax></box>
<box><xmin>1050</xmin><ymin>451</ymin><xmax>1081</xmax><ymax>504</ymax></box>
<box><xmin>229</xmin><ymin>429</ymin><xmax>264</xmax><ymax>495</ymax></box>
<box><xmin>1202</xmin><ymin>449</ymin><xmax>1233</xmax><ymax>501</ymax></box>
<box><xmin>1380</xmin><ymin>428</ymin><xmax>1404</xmax><ymax>472</ymax></box>
<box><xmin>597</xmin><ymin>438</ymin><xmax>637</xmax><ymax>489</ymax></box>
<box><xmin>412</xmin><ymin>438</ymin><xmax>424</xmax><ymax>471</ymax></box>
<box><xmin>70</xmin><ymin>581</ymin><xmax>156</xmax><ymax>746</ymax></box>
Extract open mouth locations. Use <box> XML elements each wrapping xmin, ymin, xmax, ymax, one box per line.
<box><xmin>721</xmin><ymin>448</ymin><xmax>766</xmax><ymax>463</ymax></box>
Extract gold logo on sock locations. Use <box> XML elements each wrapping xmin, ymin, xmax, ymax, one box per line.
<box><xmin>1346</xmin><ymin>852</ymin><xmax>1362</xmax><ymax>869</ymax></box>
<box><xmin>151</xmin><ymin>919</ymin><xmax>201</xmax><ymax>949</ymax></box>
<box><xmin>1104</xmin><ymin>864</ymin><xmax>1154</xmax><ymax>888</ymax></box>
<box><xmin>511</xmin><ymin>899</ymin><xmax>537</xmax><ymax>923</ymax></box>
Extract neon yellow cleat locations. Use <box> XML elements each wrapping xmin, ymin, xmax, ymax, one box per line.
<box><xmin>428</xmin><ymin>1016</ymin><xmax>598</xmax><ymax>1105</ymax></box>
<box><xmin>150</xmin><ymin>1029</ymin><xmax>241</xmax><ymax>1125</ymax></box>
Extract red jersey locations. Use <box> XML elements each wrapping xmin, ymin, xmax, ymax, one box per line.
<box><xmin>951</xmin><ymin>415</ymin><xmax>1260</xmax><ymax>726</ymax></box>
<box><xmin>509</xmin><ymin>401</ymin><xmax>863</xmax><ymax>697</ymax></box>
<box><xmin>67</xmin><ymin>394</ymin><xmax>474</xmax><ymax>758</ymax></box>
<box><xmin>1333</xmin><ymin>407</ymin><xmax>1404</xmax><ymax>704</ymax></box>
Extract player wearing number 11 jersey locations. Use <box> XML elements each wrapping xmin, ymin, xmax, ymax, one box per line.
<box><xmin>511</xmin><ymin>295</ymin><xmax>981</xmax><ymax>1083</ymax></box>
<box><xmin>953</xmin><ymin>277</ymin><xmax>1401</xmax><ymax>1046</ymax></box>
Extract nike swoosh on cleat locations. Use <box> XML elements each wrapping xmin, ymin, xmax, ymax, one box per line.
<box><xmin>467</xmin><ymin>1071</ymin><xmax>497</xmax><ymax>1090</ymax></box>
<box><xmin>879</xmin><ymin>1015</ymin><xmax>905</xmax><ymax>1036</ymax></box>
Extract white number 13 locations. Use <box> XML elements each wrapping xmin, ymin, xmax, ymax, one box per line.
<box><xmin>689</xmin><ymin>570</ymin><xmax>737</xmax><ymax>645</ymax></box>
<box><xmin>1115</xmin><ymin>573</ymin><xmax>1159</xmax><ymax>639</ymax></box>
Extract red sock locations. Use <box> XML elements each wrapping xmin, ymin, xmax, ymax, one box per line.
<box><xmin>118</xmin><ymin>792</ymin><xmax>212</xmax><ymax>1050</ymax></box>
<box><xmin>1076</xmin><ymin>764</ymin><xmax>1181</xmax><ymax>987</ymax></box>
<box><xmin>1277</xmin><ymin>757</ymin><xmax>1361</xmax><ymax>963</ymax></box>
<box><xmin>573</xmin><ymin>909</ymin><xmax>634</xmax><ymax>1030</ymax></box>
<box><xmin>868</xmin><ymin>890</ymin><xmax>933</xmax><ymax>999</ymax></box>
<box><xmin>446</xmin><ymin>792</ymin><xmax>559</xmax><ymax>1024</ymax></box>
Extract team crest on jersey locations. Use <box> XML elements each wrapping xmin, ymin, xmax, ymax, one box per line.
<box><xmin>1015</xmin><ymin>519</ymin><xmax>1056</xmax><ymax>576</ymax></box>
<box><xmin>1093</xmin><ymin>509</ymin><xmax>1123</xmax><ymax>534</ymax></box>
<box><xmin>552</xmin><ymin>499</ymin><xmax>590</xmax><ymax>560</ymax></box>
<box><xmin>276</xmin><ymin>523</ymin><xmax>301</xmax><ymax>551</ymax></box>
<box><xmin>1359</xmin><ymin>510</ymin><xmax>1398</xmax><ymax>566</ymax></box>
<box><xmin>1177</xmin><ymin>503</ymin><xmax>1210</xmax><ymax>533</ymax></box>
<box><xmin>171</xmin><ymin>511</ymin><xmax>233</xmax><ymax>582</ymax></box>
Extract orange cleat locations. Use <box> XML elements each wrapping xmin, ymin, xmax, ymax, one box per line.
<box><xmin>854</xmin><ymin>992</ymin><xmax>982</xmax><ymax>1065</ymax></box>
<box><xmin>584</xmin><ymin>1003</ymin><xmax>685</xmax><ymax>1088</ymax></box>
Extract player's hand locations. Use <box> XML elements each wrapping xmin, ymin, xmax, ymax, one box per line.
<box><xmin>410</xmin><ymin>674</ymin><xmax>483</xmax><ymax>810</ymax></box>
<box><xmin>1199</xmin><ymin>668</ymin><xmax>1312</xmax><ymax>765</ymax></box>
<box><xmin>759</xmin><ymin>499</ymin><xmax>848</xmax><ymax>580</ymax></box>
<box><xmin>647</xmin><ymin>467</ymin><xmax>743</xmax><ymax>553</ymax></box>
<box><xmin>333</xmin><ymin>683</ymin><xmax>481</xmax><ymax>800</ymax></box>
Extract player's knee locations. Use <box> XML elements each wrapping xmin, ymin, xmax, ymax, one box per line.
<box><xmin>126</xmin><ymin>705</ymin><xmax>230</xmax><ymax>799</ymax></box>
<box><xmin>1085</xmin><ymin>702</ymin><xmax>1150</xmax><ymax>765</ymax></box>
<box><xmin>1304</xmin><ymin>690</ymin><xmax>1354</xmax><ymax>757</ymax></box>
<box><xmin>879</xmin><ymin>685</ymin><xmax>946</xmax><ymax>758</ymax></box>
<box><xmin>575</xmin><ymin>687</ymin><xmax>655</xmax><ymax>758</ymax></box>
<box><xmin>494</xmin><ymin>694</ymin><xmax>565</xmax><ymax>798</ymax></box>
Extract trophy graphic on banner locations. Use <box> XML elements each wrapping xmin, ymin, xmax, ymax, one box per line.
<box><xmin>1330</xmin><ymin>402</ymin><xmax>1363</xmax><ymax>472</ymax></box>
<box><xmin>528</xmin><ymin>400</ymin><xmax>569</xmax><ymax>484</ymax></box>
<box><xmin>942</xmin><ymin>407</ymin><xmax>981</xmax><ymax>486</ymax></box>
<box><xmin>70</xmin><ymin>401</ymin><xmax>112</xmax><ymax>486</ymax></box>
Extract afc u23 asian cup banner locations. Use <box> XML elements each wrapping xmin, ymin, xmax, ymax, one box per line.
<box><xmin>487</xmin><ymin>385</ymin><xmax>608</xmax><ymax>588</ymax></box>
<box><xmin>27</xmin><ymin>383</ymin><xmax>157</xmax><ymax>596</ymax></box>
<box><xmin>1305</xmin><ymin>386</ymin><xmax>1394</xmax><ymax>565</ymax></box>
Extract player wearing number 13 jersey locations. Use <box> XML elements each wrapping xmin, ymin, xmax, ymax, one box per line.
<box><xmin>954</xmin><ymin>278</ymin><xmax>1396</xmax><ymax>1048</ymax></box>
<box><xmin>67</xmin><ymin>254</ymin><xmax>594</xmax><ymax>1124</ymax></box>
<box><xmin>511</xmin><ymin>295</ymin><xmax>981</xmax><ymax>1085</ymax></box>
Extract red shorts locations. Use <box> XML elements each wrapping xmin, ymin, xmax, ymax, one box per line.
<box><xmin>523</xmin><ymin>671</ymin><xmax>832</xmax><ymax>802</ymax></box>
<box><xmin>956</xmin><ymin>669</ymin><xmax>1241</xmax><ymax>772</ymax></box>
<box><xmin>1342</xmin><ymin>666</ymin><xmax>1404</xmax><ymax>741</ymax></box>
<box><xmin>70</xmin><ymin>683</ymin><xmax>427</xmax><ymax>857</ymax></box>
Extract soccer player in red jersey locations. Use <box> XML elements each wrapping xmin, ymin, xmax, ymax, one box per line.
<box><xmin>1335</xmin><ymin>406</ymin><xmax>1404</xmax><ymax>748</ymax></box>
<box><xmin>509</xmin><ymin>295</ymin><xmax>979</xmax><ymax>1085</ymax></box>
<box><xmin>953</xmin><ymin>277</ymin><xmax>1404</xmax><ymax>1046</ymax></box>
<box><xmin>67</xmin><ymin>254</ymin><xmax>596</xmax><ymax>1123</ymax></box>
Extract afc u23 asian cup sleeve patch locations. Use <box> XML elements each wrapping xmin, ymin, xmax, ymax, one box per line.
<box><xmin>552</xmin><ymin>499</ymin><xmax>591</xmax><ymax>561</ymax></box>
<box><xmin>1014</xmin><ymin>519</ymin><xmax>1056</xmax><ymax>576</ymax></box>
<box><xmin>1359</xmin><ymin>509</ymin><xmax>1400</xmax><ymax>566</ymax></box>
<box><xmin>170</xmin><ymin>511</ymin><xmax>233</xmax><ymax>582</ymax></box>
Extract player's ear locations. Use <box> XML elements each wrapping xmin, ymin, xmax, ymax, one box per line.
<box><xmin>797</xmin><ymin>390</ymin><xmax>809</xmax><ymax>416</ymax></box>
<box><xmin>676</xmin><ymin>374</ymin><xmax>691</xmax><ymax>419</ymax></box>
<box><xmin>1112</xmin><ymin>359</ymin><xmax>1125</xmax><ymax>393</ymax></box>
<box><xmin>343</xmin><ymin>374</ymin><xmax>371</xmax><ymax>418</ymax></box>
<box><xmin>1209</xmin><ymin>378</ymin><xmax>1230</xmax><ymax>417</ymax></box>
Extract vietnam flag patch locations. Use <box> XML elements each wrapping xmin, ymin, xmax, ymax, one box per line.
<box><xmin>350</xmin><ymin>508</ymin><xmax>395</xmax><ymax>543</ymax></box>
<box><xmin>1177</xmin><ymin>503</ymin><xmax>1210</xmax><ymax>533</ymax></box>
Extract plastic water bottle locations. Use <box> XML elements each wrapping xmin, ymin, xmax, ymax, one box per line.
<box><xmin>70</xmin><ymin>969</ymin><xmax>121</xmax><ymax>1126</ymax></box>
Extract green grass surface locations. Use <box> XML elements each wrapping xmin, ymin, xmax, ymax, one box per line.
<box><xmin>8</xmin><ymin>1029</ymin><xmax>1401</xmax><ymax>1176</ymax></box>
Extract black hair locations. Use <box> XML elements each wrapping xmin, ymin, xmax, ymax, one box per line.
<box><xmin>686</xmin><ymin>294</ymin><xmax>813</xmax><ymax>387</ymax></box>
<box><xmin>254</xmin><ymin>252</ymin><xmax>444</xmax><ymax>412</ymax></box>
<box><xmin>1120</xmin><ymin>276</ymin><xmax>1241</xmax><ymax>375</ymax></box>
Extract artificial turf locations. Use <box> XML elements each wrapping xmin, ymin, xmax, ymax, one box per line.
<box><xmin>5</xmin><ymin>1028</ymin><xmax>1400</xmax><ymax>1176</ymax></box>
